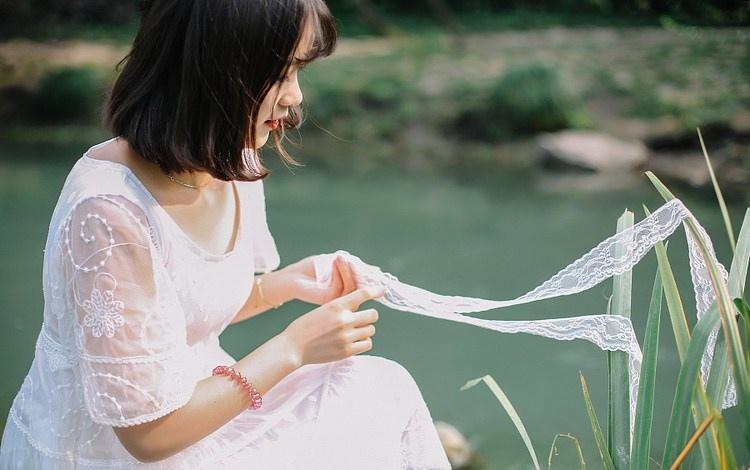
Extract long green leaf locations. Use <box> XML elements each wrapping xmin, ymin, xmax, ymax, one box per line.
<box><xmin>662</xmin><ymin>305</ymin><xmax>721</xmax><ymax>469</ymax></box>
<box><xmin>707</xmin><ymin>209</ymin><xmax>750</xmax><ymax>411</ymax></box>
<box><xmin>652</xmin><ymin>226</ymin><xmax>690</xmax><ymax>361</ymax></box>
<box><xmin>698</xmin><ymin>128</ymin><xmax>736</xmax><ymax>254</ymax></box>
<box><xmin>706</xmin><ymin>336</ymin><xmax>729</xmax><ymax>409</ymax></box>
<box><xmin>460</xmin><ymin>374</ymin><xmax>540</xmax><ymax>470</ymax></box>
<box><xmin>702</xmin><ymin>335</ymin><xmax>736</xmax><ymax>470</ymax></box>
<box><xmin>672</xmin><ymin>413</ymin><xmax>718</xmax><ymax>470</ymax></box>
<box><xmin>631</xmin><ymin>270</ymin><xmax>663</xmax><ymax>469</ymax></box>
<box><xmin>704</xmin><ymin>333</ymin><xmax>735</xmax><ymax>468</ymax></box>
<box><xmin>736</xmin><ymin>298</ymin><xmax>750</xmax><ymax>353</ymax></box>
<box><xmin>645</xmin><ymin>197</ymin><xmax>722</xmax><ymax>469</ymax></box>
<box><xmin>699</xmin><ymin>155</ymin><xmax>750</xmax><ymax>470</ymax></box>
<box><xmin>714</xmin><ymin>417</ymin><xmax>738</xmax><ymax>470</ymax></box>
<box><xmin>699</xmin><ymin>133</ymin><xmax>743</xmax><ymax>470</ymax></box>
<box><xmin>727</xmin><ymin>209</ymin><xmax>750</xmax><ymax>298</ymax></box>
<box><xmin>679</xmin><ymin>214</ymin><xmax>750</xmax><ymax>453</ymax></box>
<box><xmin>648</xmin><ymin>171</ymin><xmax>750</xmax><ymax>453</ymax></box>
<box><xmin>608</xmin><ymin>211</ymin><xmax>633</xmax><ymax>470</ymax></box>
<box><xmin>645</xmin><ymin>171</ymin><xmax>676</xmax><ymax>203</ymax></box>
<box><xmin>579</xmin><ymin>372</ymin><xmax>616</xmax><ymax>470</ymax></box>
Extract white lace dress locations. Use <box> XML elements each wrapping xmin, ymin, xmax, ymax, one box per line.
<box><xmin>0</xmin><ymin>138</ymin><xmax>451</xmax><ymax>469</ymax></box>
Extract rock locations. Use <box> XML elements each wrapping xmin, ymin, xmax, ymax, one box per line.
<box><xmin>648</xmin><ymin>142</ymin><xmax>750</xmax><ymax>202</ymax></box>
<box><xmin>647</xmin><ymin>152</ymin><xmax>710</xmax><ymax>188</ymax></box>
<box><xmin>537</xmin><ymin>130</ymin><xmax>649</xmax><ymax>172</ymax></box>
<box><xmin>730</xmin><ymin>109</ymin><xmax>750</xmax><ymax>136</ymax></box>
<box><xmin>601</xmin><ymin>116</ymin><xmax>681</xmax><ymax>144</ymax></box>
<box><xmin>434</xmin><ymin>420</ymin><xmax>473</xmax><ymax>468</ymax></box>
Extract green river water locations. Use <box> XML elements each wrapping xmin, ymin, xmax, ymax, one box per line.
<box><xmin>0</xmin><ymin>135</ymin><xmax>747</xmax><ymax>468</ymax></box>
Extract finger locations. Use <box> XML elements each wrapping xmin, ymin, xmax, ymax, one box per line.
<box><xmin>332</xmin><ymin>285</ymin><xmax>385</xmax><ymax>311</ymax></box>
<box><xmin>330</xmin><ymin>257</ymin><xmax>344</xmax><ymax>292</ymax></box>
<box><xmin>351</xmin><ymin>308</ymin><xmax>379</xmax><ymax>327</ymax></box>
<box><xmin>340</xmin><ymin>259</ymin><xmax>356</xmax><ymax>294</ymax></box>
<box><xmin>349</xmin><ymin>324</ymin><xmax>376</xmax><ymax>342</ymax></box>
<box><xmin>349</xmin><ymin>337</ymin><xmax>373</xmax><ymax>355</ymax></box>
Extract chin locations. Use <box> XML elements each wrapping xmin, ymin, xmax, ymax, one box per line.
<box><xmin>254</xmin><ymin>133</ymin><xmax>270</xmax><ymax>149</ymax></box>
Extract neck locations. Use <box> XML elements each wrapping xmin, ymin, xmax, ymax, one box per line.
<box><xmin>115</xmin><ymin>136</ymin><xmax>219</xmax><ymax>190</ymax></box>
<box><xmin>171</xmin><ymin>170</ymin><xmax>215</xmax><ymax>189</ymax></box>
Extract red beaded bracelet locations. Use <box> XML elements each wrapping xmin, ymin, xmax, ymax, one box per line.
<box><xmin>212</xmin><ymin>365</ymin><xmax>263</xmax><ymax>410</ymax></box>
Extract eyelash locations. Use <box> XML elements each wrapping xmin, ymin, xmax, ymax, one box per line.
<box><xmin>279</xmin><ymin>64</ymin><xmax>306</xmax><ymax>83</ymax></box>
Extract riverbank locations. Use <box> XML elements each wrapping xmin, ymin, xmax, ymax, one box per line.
<box><xmin>1</xmin><ymin>26</ymin><xmax>748</xmax><ymax>198</ymax></box>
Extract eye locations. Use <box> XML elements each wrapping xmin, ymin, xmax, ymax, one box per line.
<box><xmin>278</xmin><ymin>68</ymin><xmax>297</xmax><ymax>83</ymax></box>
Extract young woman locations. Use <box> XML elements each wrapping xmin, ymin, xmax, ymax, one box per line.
<box><xmin>0</xmin><ymin>0</ymin><xmax>451</xmax><ymax>468</ymax></box>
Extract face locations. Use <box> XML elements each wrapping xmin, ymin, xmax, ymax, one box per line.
<box><xmin>253</xmin><ymin>18</ymin><xmax>314</xmax><ymax>149</ymax></box>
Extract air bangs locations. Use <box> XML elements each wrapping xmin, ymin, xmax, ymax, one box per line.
<box><xmin>298</xmin><ymin>0</ymin><xmax>337</xmax><ymax>66</ymax></box>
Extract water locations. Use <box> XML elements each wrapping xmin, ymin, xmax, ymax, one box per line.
<box><xmin>0</xmin><ymin>135</ymin><xmax>747</xmax><ymax>468</ymax></box>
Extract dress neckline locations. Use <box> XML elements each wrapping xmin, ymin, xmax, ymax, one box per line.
<box><xmin>79</xmin><ymin>137</ymin><xmax>243</xmax><ymax>261</ymax></box>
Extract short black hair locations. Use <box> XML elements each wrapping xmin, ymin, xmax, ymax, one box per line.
<box><xmin>104</xmin><ymin>0</ymin><xmax>337</xmax><ymax>181</ymax></box>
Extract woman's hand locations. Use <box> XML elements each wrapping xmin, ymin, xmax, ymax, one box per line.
<box><xmin>281</xmin><ymin>286</ymin><xmax>384</xmax><ymax>367</ymax></box>
<box><xmin>287</xmin><ymin>254</ymin><xmax>359</xmax><ymax>305</ymax></box>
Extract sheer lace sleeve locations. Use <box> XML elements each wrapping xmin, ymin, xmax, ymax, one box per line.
<box><xmin>62</xmin><ymin>195</ymin><xmax>197</xmax><ymax>427</ymax></box>
<box><xmin>245</xmin><ymin>179</ymin><xmax>280</xmax><ymax>274</ymax></box>
<box><xmin>400</xmin><ymin>399</ymin><xmax>452</xmax><ymax>469</ymax></box>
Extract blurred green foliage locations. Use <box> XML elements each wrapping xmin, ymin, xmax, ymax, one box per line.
<box><xmin>0</xmin><ymin>0</ymin><xmax>746</xmax><ymax>40</ymax></box>
<box><xmin>32</xmin><ymin>66</ymin><xmax>105</xmax><ymax>123</ymax></box>
<box><xmin>488</xmin><ymin>64</ymin><xmax>582</xmax><ymax>134</ymax></box>
<box><xmin>0</xmin><ymin>3</ymin><xmax>746</xmax><ymax>175</ymax></box>
<box><xmin>0</xmin><ymin>66</ymin><xmax>107</xmax><ymax>124</ymax></box>
<box><xmin>627</xmin><ymin>77</ymin><xmax>679</xmax><ymax>119</ymax></box>
<box><xmin>302</xmin><ymin>64</ymin><xmax>418</xmax><ymax>141</ymax></box>
<box><xmin>451</xmin><ymin>63</ymin><xmax>586</xmax><ymax>140</ymax></box>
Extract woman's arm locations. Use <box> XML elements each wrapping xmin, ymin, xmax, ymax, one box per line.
<box><xmin>113</xmin><ymin>332</ymin><xmax>301</xmax><ymax>463</ymax></box>
<box><xmin>230</xmin><ymin>269</ymin><xmax>298</xmax><ymax>325</ymax></box>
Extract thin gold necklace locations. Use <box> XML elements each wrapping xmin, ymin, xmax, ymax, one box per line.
<box><xmin>166</xmin><ymin>173</ymin><xmax>209</xmax><ymax>189</ymax></box>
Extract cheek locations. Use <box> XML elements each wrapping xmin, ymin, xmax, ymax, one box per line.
<box><xmin>260</xmin><ymin>87</ymin><xmax>280</xmax><ymax>112</ymax></box>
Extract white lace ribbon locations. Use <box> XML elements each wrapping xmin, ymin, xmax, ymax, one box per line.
<box><xmin>312</xmin><ymin>198</ymin><xmax>734</xmax><ymax>440</ymax></box>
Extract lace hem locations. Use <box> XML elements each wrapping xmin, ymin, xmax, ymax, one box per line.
<box><xmin>90</xmin><ymin>383</ymin><xmax>196</xmax><ymax>428</ymax></box>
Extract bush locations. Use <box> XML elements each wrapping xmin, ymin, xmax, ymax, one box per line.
<box><xmin>305</xmin><ymin>84</ymin><xmax>357</xmax><ymax>125</ymax></box>
<box><xmin>489</xmin><ymin>63</ymin><xmax>579</xmax><ymax>134</ymax></box>
<box><xmin>356</xmin><ymin>75</ymin><xmax>408</xmax><ymax>111</ymax></box>
<box><xmin>452</xmin><ymin>63</ymin><xmax>583</xmax><ymax>141</ymax></box>
<box><xmin>304</xmin><ymin>72</ymin><xmax>416</xmax><ymax>140</ymax></box>
<box><xmin>31</xmin><ymin>66</ymin><xmax>105</xmax><ymax>124</ymax></box>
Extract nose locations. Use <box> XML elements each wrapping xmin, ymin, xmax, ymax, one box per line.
<box><xmin>279</xmin><ymin>76</ymin><xmax>303</xmax><ymax>108</ymax></box>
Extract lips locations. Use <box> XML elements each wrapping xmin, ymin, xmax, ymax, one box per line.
<box><xmin>264</xmin><ymin>119</ymin><xmax>280</xmax><ymax>130</ymax></box>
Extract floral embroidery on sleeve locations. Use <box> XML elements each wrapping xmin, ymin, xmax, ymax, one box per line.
<box><xmin>64</xmin><ymin>203</ymin><xmax>130</xmax><ymax>339</ymax></box>
<box><xmin>81</xmin><ymin>285</ymin><xmax>125</xmax><ymax>338</ymax></box>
